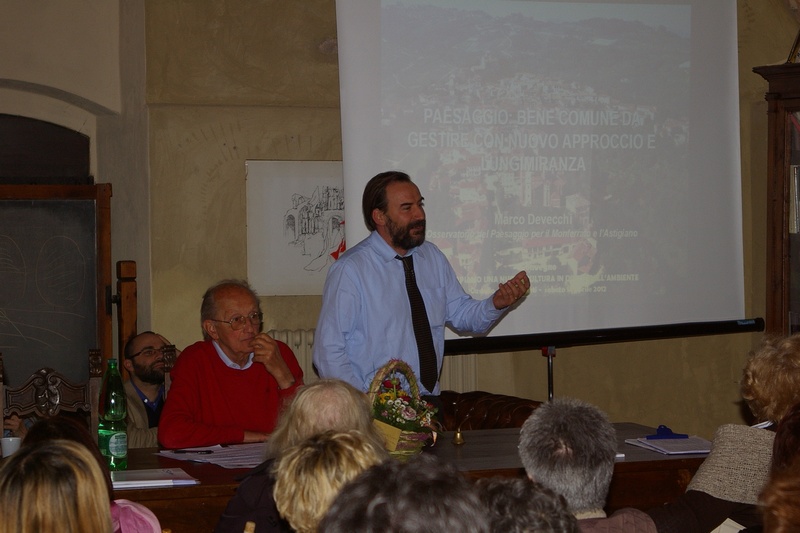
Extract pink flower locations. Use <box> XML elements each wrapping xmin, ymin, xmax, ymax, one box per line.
<box><xmin>401</xmin><ymin>406</ymin><xmax>417</xmax><ymax>420</ymax></box>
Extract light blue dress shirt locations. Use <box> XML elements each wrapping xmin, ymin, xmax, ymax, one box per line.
<box><xmin>313</xmin><ymin>231</ymin><xmax>504</xmax><ymax>395</ymax></box>
<box><xmin>212</xmin><ymin>340</ymin><xmax>254</xmax><ymax>370</ymax></box>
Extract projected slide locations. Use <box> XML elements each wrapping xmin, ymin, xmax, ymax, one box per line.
<box><xmin>337</xmin><ymin>0</ymin><xmax>743</xmax><ymax>337</ymax></box>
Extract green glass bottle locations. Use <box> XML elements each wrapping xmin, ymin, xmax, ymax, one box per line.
<box><xmin>98</xmin><ymin>358</ymin><xmax>127</xmax><ymax>471</ymax></box>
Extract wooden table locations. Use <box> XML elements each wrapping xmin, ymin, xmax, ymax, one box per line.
<box><xmin>118</xmin><ymin>448</ymin><xmax>249</xmax><ymax>533</ymax></box>
<box><xmin>121</xmin><ymin>422</ymin><xmax>707</xmax><ymax>532</ymax></box>
<box><xmin>427</xmin><ymin>422</ymin><xmax>707</xmax><ymax>513</ymax></box>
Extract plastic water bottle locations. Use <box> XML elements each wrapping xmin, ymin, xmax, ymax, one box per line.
<box><xmin>98</xmin><ymin>358</ymin><xmax>127</xmax><ymax>470</ymax></box>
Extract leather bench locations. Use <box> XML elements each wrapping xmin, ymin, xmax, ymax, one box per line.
<box><xmin>438</xmin><ymin>390</ymin><xmax>542</xmax><ymax>431</ymax></box>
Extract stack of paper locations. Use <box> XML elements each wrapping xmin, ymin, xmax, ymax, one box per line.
<box><xmin>158</xmin><ymin>442</ymin><xmax>266</xmax><ymax>469</ymax></box>
<box><xmin>111</xmin><ymin>468</ymin><xmax>199</xmax><ymax>490</ymax></box>
<box><xmin>624</xmin><ymin>435</ymin><xmax>712</xmax><ymax>455</ymax></box>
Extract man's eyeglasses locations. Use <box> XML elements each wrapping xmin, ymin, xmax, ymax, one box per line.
<box><xmin>209</xmin><ymin>311</ymin><xmax>263</xmax><ymax>331</ymax></box>
<box><xmin>129</xmin><ymin>345</ymin><xmax>175</xmax><ymax>359</ymax></box>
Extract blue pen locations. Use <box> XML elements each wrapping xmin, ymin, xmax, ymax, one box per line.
<box><xmin>645</xmin><ymin>425</ymin><xmax>688</xmax><ymax>440</ymax></box>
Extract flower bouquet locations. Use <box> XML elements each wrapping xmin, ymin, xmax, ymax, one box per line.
<box><xmin>368</xmin><ymin>359</ymin><xmax>438</xmax><ymax>458</ymax></box>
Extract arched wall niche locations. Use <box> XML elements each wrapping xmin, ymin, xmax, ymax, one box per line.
<box><xmin>0</xmin><ymin>89</ymin><xmax>98</xmax><ymax>178</ymax></box>
<box><xmin>0</xmin><ymin>114</ymin><xmax>90</xmax><ymax>184</ymax></box>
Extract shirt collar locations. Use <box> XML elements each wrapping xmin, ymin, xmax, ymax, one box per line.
<box><xmin>212</xmin><ymin>340</ymin><xmax>254</xmax><ymax>370</ymax></box>
<box><xmin>130</xmin><ymin>380</ymin><xmax>164</xmax><ymax>408</ymax></box>
<box><xmin>368</xmin><ymin>230</ymin><xmax>425</xmax><ymax>263</ymax></box>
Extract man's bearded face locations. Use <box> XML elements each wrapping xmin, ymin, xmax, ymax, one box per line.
<box><xmin>385</xmin><ymin>213</ymin><xmax>426</xmax><ymax>251</ymax></box>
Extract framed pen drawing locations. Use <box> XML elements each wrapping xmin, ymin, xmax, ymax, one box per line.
<box><xmin>789</xmin><ymin>28</ymin><xmax>800</xmax><ymax>63</ymax></box>
<box><xmin>246</xmin><ymin>160</ymin><xmax>345</xmax><ymax>295</ymax></box>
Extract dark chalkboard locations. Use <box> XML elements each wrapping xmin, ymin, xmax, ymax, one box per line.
<box><xmin>0</xmin><ymin>185</ymin><xmax>112</xmax><ymax>386</ymax></box>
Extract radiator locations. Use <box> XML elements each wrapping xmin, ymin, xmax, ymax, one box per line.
<box><xmin>268</xmin><ymin>329</ymin><xmax>318</xmax><ymax>383</ymax></box>
<box><xmin>267</xmin><ymin>328</ymin><xmax>478</xmax><ymax>391</ymax></box>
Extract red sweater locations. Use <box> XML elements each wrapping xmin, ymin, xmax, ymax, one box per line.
<box><xmin>158</xmin><ymin>340</ymin><xmax>303</xmax><ymax>448</ymax></box>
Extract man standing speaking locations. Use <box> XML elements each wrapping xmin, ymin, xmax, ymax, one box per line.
<box><xmin>313</xmin><ymin>170</ymin><xmax>529</xmax><ymax>406</ymax></box>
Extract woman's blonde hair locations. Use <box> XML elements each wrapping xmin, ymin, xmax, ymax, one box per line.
<box><xmin>266</xmin><ymin>378</ymin><xmax>384</xmax><ymax>458</ymax></box>
<box><xmin>741</xmin><ymin>334</ymin><xmax>800</xmax><ymax>423</ymax></box>
<box><xmin>0</xmin><ymin>439</ymin><xmax>113</xmax><ymax>533</ymax></box>
<box><xmin>273</xmin><ymin>430</ymin><xmax>387</xmax><ymax>533</ymax></box>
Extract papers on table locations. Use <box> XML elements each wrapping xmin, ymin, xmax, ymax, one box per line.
<box><xmin>710</xmin><ymin>518</ymin><xmax>746</xmax><ymax>533</ymax></box>
<box><xmin>158</xmin><ymin>443</ymin><xmax>265</xmax><ymax>469</ymax></box>
<box><xmin>624</xmin><ymin>435</ymin><xmax>712</xmax><ymax>455</ymax></box>
<box><xmin>112</xmin><ymin>468</ymin><xmax>199</xmax><ymax>490</ymax></box>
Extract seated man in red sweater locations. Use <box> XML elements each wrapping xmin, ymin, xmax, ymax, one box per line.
<box><xmin>159</xmin><ymin>279</ymin><xmax>303</xmax><ymax>448</ymax></box>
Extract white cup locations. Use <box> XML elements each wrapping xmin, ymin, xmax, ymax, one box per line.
<box><xmin>1</xmin><ymin>437</ymin><xmax>22</xmax><ymax>458</ymax></box>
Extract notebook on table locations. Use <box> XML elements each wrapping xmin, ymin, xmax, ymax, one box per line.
<box><xmin>624</xmin><ymin>435</ymin><xmax>712</xmax><ymax>455</ymax></box>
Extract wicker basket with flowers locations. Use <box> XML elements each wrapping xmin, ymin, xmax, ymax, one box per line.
<box><xmin>368</xmin><ymin>359</ymin><xmax>438</xmax><ymax>458</ymax></box>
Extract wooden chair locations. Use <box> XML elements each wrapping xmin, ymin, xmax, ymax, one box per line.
<box><xmin>162</xmin><ymin>345</ymin><xmax>177</xmax><ymax>398</ymax></box>
<box><xmin>0</xmin><ymin>350</ymin><xmax>104</xmax><ymax>439</ymax></box>
<box><xmin>113</xmin><ymin>260</ymin><xmax>177</xmax><ymax>397</ymax></box>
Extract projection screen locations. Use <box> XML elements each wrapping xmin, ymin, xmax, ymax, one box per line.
<box><xmin>335</xmin><ymin>0</ymin><xmax>744</xmax><ymax>339</ymax></box>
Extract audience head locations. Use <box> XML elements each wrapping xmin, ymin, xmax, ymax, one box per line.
<box><xmin>760</xmin><ymin>401</ymin><xmax>800</xmax><ymax>533</ymax></box>
<box><xmin>741</xmin><ymin>334</ymin><xmax>800</xmax><ymax>424</ymax></box>
<box><xmin>475</xmin><ymin>476</ymin><xmax>579</xmax><ymax>533</ymax></box>
<box><xmin>771</xmin><ymin>400</ymin><xmax>800</xmax><ymax>475</ymax></box>
<box><xmin>760</xmin><ymin>460</ymin><xmax>800</xmax><ymax>533</ymax></box>
<box><xmin>273</xmin><ymin>430</ymin><xmax>387</xmax><ymax>533</ymax></box>
<box><xmin>518</xmin><ymin>397</ymin><xmax>617</xmax><ymax>514</ymax></box>
<box><xmin>759</xmin><ymin>404</ymin><xmax>800</xmax><ymax>533</ymax></box>
<box><xmin>22</xmin><ymin>414</ymin><xmax>113</xmax><ymax>500</ymax></box>
<box><xmin>362</xmin><ymin>170</ymin><xmax>413</xmax><ymax>232</ymax></box>
<box><xmin>122</xmin><ymin>330</ymin><xmax>168</xmax><ymax>385</ymax></box>
<box><xmin>265</xmin><ymin>378</ymin><xmax>385</xmax><ymax>458</ymax></box>
<box><xmin>200</xmin><ymin>279</ymin><xmax>263</xmax><ymax>359</ymax></box>
<box><xmin>0</xmin><ymin>439</ymin><xmax>113</xmax><ymax>533</ymax></box>
<box><xmin>319</xmin><ymin>453</ymin><xmax>490</xmax><ymax>533</ymax></box>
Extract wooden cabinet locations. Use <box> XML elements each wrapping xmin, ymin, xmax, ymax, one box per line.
<box><xmin>755</xmin><ymin>63</ymin><xmax>800</xmax><ymax>334</ymax></box>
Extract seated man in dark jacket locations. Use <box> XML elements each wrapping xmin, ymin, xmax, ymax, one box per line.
<box><xmin>122</xmin><ymin>331</ymin><xmax>178</xmax><ymax>448</ymax></box>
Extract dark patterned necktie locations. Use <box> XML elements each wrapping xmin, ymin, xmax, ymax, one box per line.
<box><xmin>397</xmin><ymin>255</ymin><xmax>438</xmax><ymax>392</ymax></box>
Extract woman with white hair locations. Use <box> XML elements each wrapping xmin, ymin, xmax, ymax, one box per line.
<box><xmin>214</xmin><ymin>378</ymin><xmax>386</xmax><ymax>533</ymax></box>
